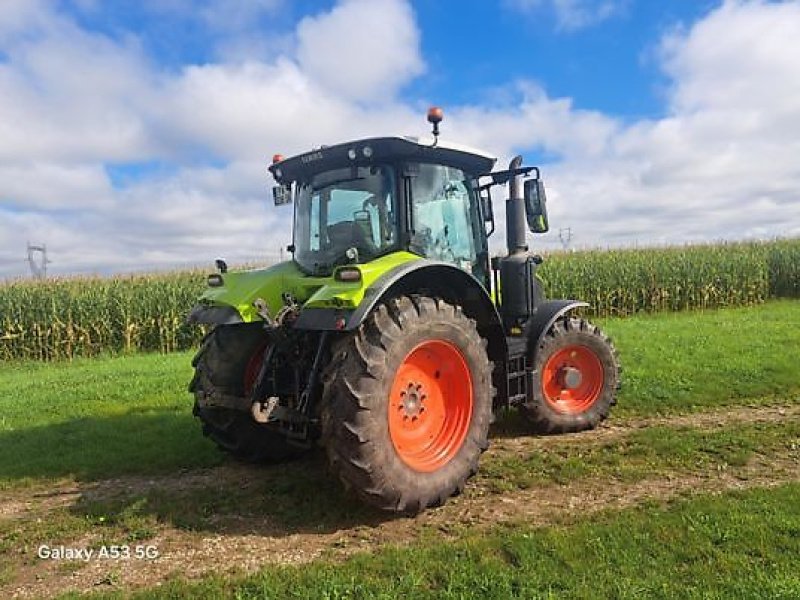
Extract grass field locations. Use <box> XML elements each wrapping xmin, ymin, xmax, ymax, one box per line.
<box><xmin>1</xmin><ymin>300</ymin><xmax>799</xmax><ymax>485</ymax></box>
<box><xmin>127</xmin><ymin>483</ymin><xmax>800</xmax><ymax>599</ymax></box>
<box><xmin>0</xmin><ymin>300</ymin><xmax>798</xmax><ymax>597</ymax></box>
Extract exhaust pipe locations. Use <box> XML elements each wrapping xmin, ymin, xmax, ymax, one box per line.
<box><xmin>505</xmin><ymin>155</ymin><xmax>527</xmax><ymax>255</ymax></box>
<box><xmin>499</xmin><ymin>154</ymin><xmax>541</xmax><ymax>328</ymax></box>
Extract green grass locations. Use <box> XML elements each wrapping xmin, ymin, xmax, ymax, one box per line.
<box><xmin>69</xmin><ymin>483</ymin><xmax>800</xmax><ymax>599</ymax></box>
<box><xmin>482</xmin><ymin>419</ymin><xmax>800</xmax><ymax>492</ymax></box>
<box><xmin>1</xmin><ymin>301</ymin><xmax>799</xmax><ymax>598</ymax></box>
<box><xmin>598</xmin><ymin>299</ymin><xmax>800</xmax><ymax>415</ymax></box>
<box><xmin>0</xmin><ymin>300</ymin><xmax>798</xmax><ymax>487</ymax></box>
<box><xmin>0</xmin><ymin>352</ymin><xmax>222</xmax><ymax>486</ymax></box>
<box><xmin>2</xmin><ymin>413</ymin><xmax>796</xmax><ymax>598</ymax></box>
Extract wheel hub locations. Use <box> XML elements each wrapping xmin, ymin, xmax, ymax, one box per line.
<box><xmin>400</xmin><ymin>382</ymin><xmax>427</xmax><ymax>419</ymax></box>
<box><xmin>560</xmin><ymin>366</ymin><xmax>583</xmax><ymax>389</ymax></box>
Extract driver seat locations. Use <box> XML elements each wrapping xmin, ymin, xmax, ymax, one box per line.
<box><xmin>326</xmin><ymin>221</ymin><xmax>374</xmax><ymax>255</ymax></box>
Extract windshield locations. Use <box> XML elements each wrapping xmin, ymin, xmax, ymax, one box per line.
<box><xmin>293</xmin><ymin>165</ymin><xmax>397</xmax><ymax>275</ymax></box>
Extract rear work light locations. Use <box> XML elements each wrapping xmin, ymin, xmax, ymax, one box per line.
<box><xmin>335</xmin><ymin>267</ymin><xmax>362</xmax><ymax>282</ymax></box>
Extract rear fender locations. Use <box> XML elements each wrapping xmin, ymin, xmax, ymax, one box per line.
<box><xmin>187</xmin><ymin>304</ymin><xmax>244</xmax><ymax>325</ymax></box>
<box><xmin>525</xmin><ymin>300</ymin><xmax>589</xmax><ymax>358</ymax></box>
<box><xmin>345</xmin><ymin>260</ymin><xmax>507</xmax><ymax>366</ymax></box>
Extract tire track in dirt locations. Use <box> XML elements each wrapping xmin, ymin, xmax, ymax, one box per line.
<box><xmin>5</xmin><ymin>402</ymin><xmax>797</xmax><ymax>517</ymax></box>
<box><xmin>2</xmin><ymin>402</ymin><xmax>799</xmax><ymax>598</ymax></box>
<box><xmin>491</xmin><ymin>402</ymin><xmax>800</xmax><ymax>454</ymax></box>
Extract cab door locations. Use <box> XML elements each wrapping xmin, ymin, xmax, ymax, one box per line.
<box><xmin>408</xmin><ymin>163</ymin><xmax>486</xmax><ymax>283</ymax></box>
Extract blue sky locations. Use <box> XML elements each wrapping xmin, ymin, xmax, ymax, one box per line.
<box><xmin>415</xmin><ymin>1</ymin><xmax>712</xmax><ymax>118</ymax></box>
<box><xmin>68</xmin><ymin>1</ymin><xmax>710</xmax><ymax>117</ymax></box>
<box><xmin>1</xmin><ymin>0</ymin><xmax>799</xmax><ymax>278</ymax></box>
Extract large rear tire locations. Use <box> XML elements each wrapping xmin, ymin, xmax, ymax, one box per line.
<box><xmin>190</xmin><ymin>324</ymin><xmax>305</xmax><ymax>463</ymax></box>
<box><xmin>322</xmin><ymin>296</ymin><xmax>492</xmax><ymax>513</ymax></box>
<box><xmin>522</xmin><ymin>317</ymin><xmax>620</xmax><ymax>433</ymax></box>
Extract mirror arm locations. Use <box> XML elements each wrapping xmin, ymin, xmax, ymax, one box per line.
<box><xmin>477</xmin><ymin>166</ymin><xmax>540</xmax><ymax>190</ymax></box>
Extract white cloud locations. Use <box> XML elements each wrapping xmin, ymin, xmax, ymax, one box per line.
<box><xmin>1</xmin><ymin>0</ymin><xmax>800</xmax><ymax>278</ymax></box>
<box><xmin>602</xmin><ymin>0</ymin><xmax>800</xmax><ymax>238</ymax></box>
<box><xmin>0</xmin><ymin>0</ymin><xmax>50</xmax><ymax>38</ymax></box>
<box><xmin>508</xmin><ymin>0</ymin><xmax>628</xmax><ymax>31</ymax></box>
<box><xmin>0</xmin><ymin>0</ymin><xmax>428</xmax><ymax>277</ymax></box>
<box><xmin>447</xmin><ymin>1</ymin><xmax>800</xmax><ymax>251</ymax></box>
<box><xmin>447</xmin><ymin>82</ymin><xmax>620</xmax><ymax>161</ymax></box>
<box><xmin>0</xmin><ymin>7</ymin><xmax>158</xmax><ymax>164</ymax></box>
<box><xmin>296</xmin><ymin>0</ymin><xmax>424</xmax><ymax>101</ymax></box>
<box><xmin>661</xmin><ymin>1</ymin><xmax>800</xmax><ymax>115</ymax></box>
<box><xmin>0</xmin><ymin>162</ymin><xmax>113</xmax><ymax>210</ymax></box>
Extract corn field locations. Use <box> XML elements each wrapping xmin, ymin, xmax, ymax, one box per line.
<box><xmin>0</xmin><ymin>271</ymin><xmax>207</xmax><ymax>361</ymax></box>
<box><xmin>1</xmin><ymin>239</ymin><xmax>798</xmax><ymax>361</ymax></box>
<box><xmin>539</xmin><ymin>239</ymin><xmax>800</xmax><ymax>316</ymax></box>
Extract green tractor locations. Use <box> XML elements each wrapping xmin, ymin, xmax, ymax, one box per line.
<box><xmin>188</xmin><ymin>108</ymin><xmax>620</xmax><ymax>512</ymax></box>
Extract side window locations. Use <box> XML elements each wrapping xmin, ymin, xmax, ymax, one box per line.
<box><xmin>410</xmin><ymin>164</ymin><xmax>477</xmax><ymax>269</ymax></box>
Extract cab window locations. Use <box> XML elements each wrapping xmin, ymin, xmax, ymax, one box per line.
<box><xmin>409</xmin><ymin>163</ymin><xmax>479</xmax><ymax>273</ymax></box>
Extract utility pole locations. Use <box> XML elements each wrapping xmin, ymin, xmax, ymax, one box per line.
<box><xmin>559</xmin><ymin>227</ymin><xmax>573</xmax><ymax>251</ymax></box>
<box><xmin>26</xmin><ymin>243</ymin><xmax>50</xmax><ymax>279</ymax></box>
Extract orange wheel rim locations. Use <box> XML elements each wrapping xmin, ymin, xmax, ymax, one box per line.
<box><xmin>542</xmin><ymin>344</ymin><xmax>604</xmax><ymax>414</ymax></box>
<box><xmin>389</xmin><ymin>340</ymin><xmax>473</xmax><ymax>472</ymax></box>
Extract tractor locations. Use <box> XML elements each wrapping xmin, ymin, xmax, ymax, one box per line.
<box><xmin>188</xmin><ymin>108</ymin><xmax>620</xmax><ymax>513</ymax></box>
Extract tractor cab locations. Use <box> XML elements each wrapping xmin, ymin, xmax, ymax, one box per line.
<box><xmin>269</xmin><ymin>133</ymin><xmax>498</xmax><ymax>287</ymax></box>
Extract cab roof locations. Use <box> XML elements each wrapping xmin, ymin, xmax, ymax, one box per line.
<box><xmin>269</xmin><ymin>136</ymin><xmax>497</xmax><ymax>184</ymax></box>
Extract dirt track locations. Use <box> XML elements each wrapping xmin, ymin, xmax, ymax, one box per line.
<box><xmin>2</xmin><ymin>403</ymin><xmax>799</xmax><ymax>598</ymax></box>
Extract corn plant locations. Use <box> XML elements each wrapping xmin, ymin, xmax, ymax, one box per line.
<box><xmin>1</xmin><ymin>239</ymin><xmax>798</xmax><ymax>361</ymax></box>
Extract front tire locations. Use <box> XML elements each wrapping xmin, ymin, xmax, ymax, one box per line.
<box><xmin>322</xmin><ymin>296</ymin><xmax>492</xmax><ymax>513</ymax></box>
<box><xmin>522</xmin><ymin>317</ymin><xmax>620</xmax><ymax>433</ymax></box>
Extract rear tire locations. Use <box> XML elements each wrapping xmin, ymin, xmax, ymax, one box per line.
<box><xmin>522</xmin><ymin>317</ymin><xmax>620</xmax><ymax>433</ymax></box>
<box><xmin>322</xmin><ymin>296</ymin><xmax>492</xmax><ymax>513</ymax></box>
<box><xmin>190</xmin><ymin>324</ymin><xmax>305</xmax><ymax>463</ymax></box>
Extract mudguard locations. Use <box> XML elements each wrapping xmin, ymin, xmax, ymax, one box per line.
<box><xmin>343</xmin><ymin>260</ymin><xmax>507</xmax><ymax>362</ymax></box>
<box><xmin>186</xmin><ymin>304</ymin><xmax>244</xmax><ymax>325</ymax></box>
<box><xmin>525</xmin><ymin>300</ymin><xmax>589</xmax><ymax>357</ymax></box>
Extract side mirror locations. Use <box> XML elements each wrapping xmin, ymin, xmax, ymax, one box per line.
<box><xmin>273</xmin><ymin>184</ymin><xmax>293</xmax><ymax>206</ymax></box>
<box><xmin>524</xmin><ymin>179</ymin><xmax>549</xmax><ymax>233</ymax></box>
<box><xmin>480</xmin><ymin>191</ymin><xmax>493</xmax><ymax>223</ymax></box>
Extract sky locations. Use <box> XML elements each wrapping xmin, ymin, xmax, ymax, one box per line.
<box><xmin>0</xmin><ymin>0</ymin><xmax>799</xmax><ymax>279</ymax></box>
